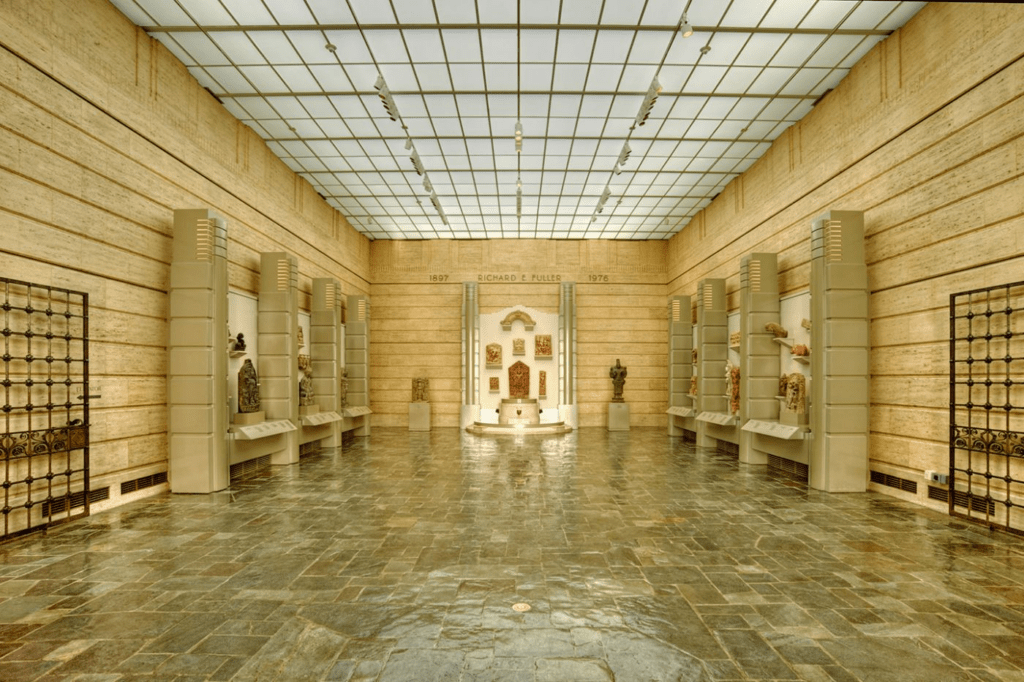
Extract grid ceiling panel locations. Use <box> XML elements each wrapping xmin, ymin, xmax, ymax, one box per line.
<box><xmin>112</xmin><ymin>0</ymin><xmax>925</xmax><ymax>240</ymax></box>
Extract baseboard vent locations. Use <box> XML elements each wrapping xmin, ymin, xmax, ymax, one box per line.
<box><xmin>121</xmin><ymin>471</ymin><xmax>168</xmax><ymax>495</ymax></box>
<box><xmin>768</xmin><ymin>455</ymin><xmax>808</xmax><ymax>480</ymax></box>
<box><xmin>41</xmin><ymin>487</ymin><xmax>110</xmax><ymax>516</ymax></box>
<box><xmin>952</xmin><ymin>489</ymin><xmax>997</xmax><ymax>515</ymax></box>
<box><xmin>928</xmin><ymin>485</ymin><xmax>949</xmax><ymax>503</ymax></box>
<box><xmin>682</xmin><ymin>429</ymin><xmax>696</xmax><ymax>443</ymax></box>
<box><xmin>230</xmin><ymin>455</ymin><xmax>271</xmax><ymax>482</ymax></box>
<box><xmin>300</xmin><ymin>441</ymin><xmax>321</xmax><ymax>458</ymax></box>
<box><xmin>870</xmin><ymin>470</ymin><xmax>918</xmax><ymax>494</ymax></box>
<box><xmin>717</xmin><ymin>441</ymin><xmax>739</xmax><ymax>456</ymax></box>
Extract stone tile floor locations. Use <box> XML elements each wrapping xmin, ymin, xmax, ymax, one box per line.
<box><xmin>2</xmin><ymin>428</ymin><xmax>1024</xmax><ymax>681</ymax></box>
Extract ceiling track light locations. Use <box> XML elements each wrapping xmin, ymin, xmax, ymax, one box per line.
<box><xmin>616</xmin><ymin>142</ymin><xmax>632</xmax><ymax>169</ymax></box>
<box><xmin>404</xmin><ymin>137</ymin><xmax>413</xmax><ymax>150</ymax></box>
<box><xmin>410</xmin><ymin>150</ymin><xmax>425</xmax><ymax>176</ymax></box>
<box><xmin>632</xmin><ymin>76</ymin><xmax>663</xmax><ymax>129</ymax></box>
<box><xmin>373</xmin><ymin>74</ymin><xmax>404</xmax><ymax>127</ymax></box>
<box><xmin>423</xmin><ymin>176</ymin><xmax>433</xmax><ymax>193</ymax></box>
<box><xmin>516</xmin><ymin>176</ymin><xmax>523</xmax><ymax>218</ymax></box>
<box><xmin>514</xmin><ymin>120</ymin><xmax>523</xmax><ymax>153</ymax></box>
<box><xmin>679</xmin><ymin>11</ymin><xmax>693</xmax><ymax>38</ymax></box>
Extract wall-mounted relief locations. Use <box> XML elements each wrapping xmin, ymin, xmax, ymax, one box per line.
<box><xmin>535</xmin><ymin>334</ymin><xmax>552</xmax><ymax>359</ymax></box>
<box><xmin>501</xmin><ymin>310</ymin><xmax>536</xmax><ymax>331</ymax></box>
<box><xmin>297</xmin><ymin>325</ymin><xmax>305</xmax><ymax>348</ymax></box>
<box><xmin>298</xmin><ymin>354</ymin><xmax>314</xmax><ymax>406</ymax></box>
<box><xmin>238</xmin><ymin>359</ymin><xmax>260</xmax><ymax>413</ymax></box>
<box><xmin>489</xmin><ymin>377</ymin><xmax>500</xmax><ymax>393</ymax></box>
<box><xmin>513</xmin><ymin>338</ymin><xmax>525</xmax><ymax>356</ymax></box>
<box><xmin>538</xmin><ymin>371</ymin><xmax>547</xmax><ymax>398</ymax></box>
<box><xmin>412</xmin><ymin>377</ymin><xmax>429</xmax><ymax>403</ymax></box>
<box><xmin>509</xmin><ymin>361</ymin><xmax>530</xmax><ymax>398</ymax></box>
<box><xmin>486</xmin><ymin>343</ymin><xmax>502</xmax><ymax>368</ymax></box>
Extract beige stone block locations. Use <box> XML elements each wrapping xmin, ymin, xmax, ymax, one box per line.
<box><xmin>258</xmin><ymin>311</ymin><xmax>291</xmax><ymax>333</ymax></box>
<box><xmin>347</xmin><ymin>335</ymin><xmax>367</xmax><ymax>349</ymax></box>
<box><xmin>259</xmin><ymin>356</ymin><xmax>292</xmax><ymax>378</ymax></box>
<box><xmin>704</xmin><ymin>345</ymin><xmax>726</xmax><ymax>361</ymax></box>
<box><xmin>310</xmin><ymin>326</ymin><xmax>335</xmax><ymax>344</ymax></box>
<box><xmin>346</xmin><ymin>349</ymin><xmax>367</xmax><ymax>366</ymax></box>
<box><xmin>825</xmin><ymin>263</ymin><xmax>867</xmax><ymax>289</ymax></box>
<box><xmin>746</xmin><ymin>399</ymin><xmax>777</xmax><ymax>420</ymax></box>
<box><xmin>310</xmin><ymin>310</ymin><xmax>335</xmax><ymax>326</ymax></box>
<box><xmin>170</xmin><ymin>262</ymin><xmax>213</xmax><ymax>288</ymax></box>
<box><xmin>259</xmin><ymin>291</ymin><xmax>292</xmax><ymax>308</ymax></box>
<box><xmin>827</xmin><ymin>377</ymin><xmax>868</xmax><ymax>404</ymax></box>
<box><xmin>824</xmin><ymin>290</ymin><xmax>868</xmax><ymax>319</ymax></box>
<box><xmin>825</xmin><ymin>405</ymin><xmax>868</xmax><ymax>433</ymax></box>
<box><xmin>259</xmin><ymin>377</ymin><xmax>292</xmax><ymax>400</ymax></box>
<box><xmin>169</xmin><ymin>376</ymin><xmax>213</xmax><ymax>405</ymax></box>
<box><xmin>816</xmin><ymin>434</ymin><xmax>868</xmax><ymax>492</ymax></box>
<box><xmin>169</xmin><ymin>405</ymin><xmax>214</xmax><ymax>434</ymax></box>
<box><xmin>348</xmin><ymin>379</ymin><xmax>367</xmax><ymax>395</ymax></box>
<box><xmin>826</xmin><ymin>319</ymin><xmax>868</xmax><ymax>347</ymax></box>
<box><xmin>749</xmin><ymin>377</ymin><xmax>779</xmax><ymax>395</ymax></box>
<box><xmin>704</xmin><ymin>326</ymin><xmax>727</xmax><ymax>344</ymax></box>
<box><xmin>748</xmin><ymin>335</ymin><xmax>778</xmax><ymax>356</ymax></box>
<box><xmin>259</xmin><ymin>334</ymin><xmax>290</xmax><ymax>356</ymax></box>
<box><xmin>169</xmin><ymin>348</ymin><xmax>213</xmax><ymax>376</ymax></box>
<box><xmin>169</xmin><ymin>289</ymin><xmax>213</xmax><ymax>319</ymax></box>
<box><xmin>825</xmin><ymin>348</ymin><xmax>868</xmax><ymax>376</ymax></box>
<box><xmin>168</xmin><ymin>318</ymin><xmax>213</xmax><ymax>347</ymax></box>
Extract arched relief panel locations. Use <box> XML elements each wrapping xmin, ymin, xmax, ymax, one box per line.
<box><xmin>500</xmin><ymin>310</ymin><xmax>536</xmax><ymax>331</ymax></box>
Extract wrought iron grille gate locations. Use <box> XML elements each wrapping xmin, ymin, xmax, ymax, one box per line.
<box><xmin>1</xmin><ymin>277</ymin><xmax>90</xmax><ymax>542</ymax></box>
<box><xmin>950</xmin><ymin>280</ymin><xmax>1024</xmax><ymax>535</ymax></box>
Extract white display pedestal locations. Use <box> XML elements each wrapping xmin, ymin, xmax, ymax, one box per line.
<box><xmin>409</xmin><ymin>403</ymin><xmax>431</xmax><ymax>431</ymax></box>
<box><xmin>608</xmin><ymin>403</ymin><xmax>630</xmax><ymax>431</ymax></box>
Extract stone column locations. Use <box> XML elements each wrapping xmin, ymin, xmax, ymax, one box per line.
<box><xmin>696</xmin><ymin>278</ymin><xmax>727</xmax><ymax>447</ymax></box>
<box><xmin>739</xmin><ymin>253</ymin><xmax>780</xmax><ymax>464</ymax></box>
<box><xmin>168</xmin><ymin>209</ymin><xmax>228</xmax><ymax>493</ymax></box>
<box><xmin>259</xmin><ymin>252</ymin><xmax>299</xmax><ymax>465</ymax></box>
<box><xmin>311</xmin><ymin>278</ymin><xmax>342</xmax><ymax>447</ymax></box>
<box><xmin>668</xmin><ymin>295</ymin><xmax>693</xmax><ymax>436</ymax></box>
<box><xmin>346</xmin><ymin>294</ymin><xmax>371</xmax><ymax>436</ymax></box>
<box><xmin>810</xmin><ymin>210</ymin><xmax>870</xmax><ymax>492</ymax></box>
<box><xmin>559</xmin><ymin>281</ymin><xmax>577</xmax><ymax>428</ymax></box>
<box><xmin>460</xmin><ymin>282</ymin><xmax>480</xmax><ymax>428</ymax></box>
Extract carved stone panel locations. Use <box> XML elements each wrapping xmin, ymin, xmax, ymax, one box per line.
<box><xmin>538</xmin><ymin>370</ymin><xmax>547</xmax><ymax>398</ymax></box>
<box><xmin>509</xmin><ymin>361</ymin><xmax>530</xmax><ymax>398</ymax></box>
<box><xmin>238</xmin><ymin>359</ymin><xmax>260</xmax><ymax>413</ymax></box>
<box><xmin>512</xmin><ymin>338</ymin><xmax>525</xmax><ymax>355</ymax></box>
<box><xmin>535</xmin><ymin>334</ymin><xmax>552</xmax><ymax>358</ymax></box>
<box><xmin>500</xmin><ymin>310</ymin><xmax>536</xmax><ymax>331</ymax></box>
<box><xmin>485</xmin><ymin>343</ymin><xmax>502</xmax><ymax>368</ymax></box>
<box><xmin>489</xmin><ymin>377</ymin><xmax>499</xmax><ymax>393</ymax></box>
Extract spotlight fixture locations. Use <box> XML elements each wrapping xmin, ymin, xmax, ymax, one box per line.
<box><xmin>615</xmin><ymin>142</ymin><xmax>632</xmax><ymax>174</ymax></box>
<box><xmin>404</xmin><ymin>137</ymin><xmax>413</xmax><ymax>150</ymax></box>
<box><xmin>325</xmin><ymin>43</ymin><xmax>337</xmax><ymax>53</ymax></box>
<box><xmin>423</xmin><ymin>177</ymin><xmax>433</xmax><ymax>193</ymax></box>
<box><xmin>516</xmin><ymin>177</ymin><xmax>523</xmax><ymax>218</ymax></box>
<box><xmin>679</xmin><ymin>11</ymin><xmax>693</xmax><ymax>38</ymax></box>
<box><xmin>632</xmin><ymin>76</ymin><xmax>663</xmax><ymax>129</ymax></box>
<box><xmin>514</xmin><ymin>120</ymin><xmax>523</xmax><ymax>153</ymax></box>
<box><xmin>410</xmin><ymin>150</ymin><xmax>425</xmax><ymax>176</ymax></box>
<box><xmin>699</xmin><ymin>44</ymin><xmax>711</xmax><ymax>55</ymax></box>
<box><xmin>597</xmin><ymin>186</ymin><xmax>611</xmax><ymax>213</ymax></box>
<box><xmin>373</xmin><ymin>74</ymin><xmax>403</xmax><ymax>126</ymax></box>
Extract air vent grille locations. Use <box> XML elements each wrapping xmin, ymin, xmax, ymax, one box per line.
<box><xmin>952</xmin><ymin>489</ymin><xmax>997</xmax><ymax>515</ymax></box>
<box><xmin>703</xmin><ymin>285</ymin><xmax>714</xmax><ymax>310</ymax></box>
<box><xmin>870</xmin><ymin>470</ymin><xmax>918</xmax><ymax>494</ymax></box>
<box><xmin>717</xmin><ymin>441</ymin><xmax>738</xmax><ymax>456</ymax></box>
<box><xmin>230</xmin><ymin>455</ymin><xmax>271</xmax><ymax>482</ymax></box>
<box><xmin>825</xmin><ymin>219</ymin><xmax>843</xmax><ymax>263</ymax></box>
<box><xmin>749</xmin><ymin>259</ymin><xmax>762</xmax><ymax>292</ymax></box>
<box><xmin>277</xmin><ymin>258</ymin><xmax>290</xmax><ymax>292</ymax></box>
<box><xmin>300</xmin><ymin>441</ymin><xmax>321</xmax><ymax>458</ymax></box>
<box><xmin>195</xmin><ymin>218</ymin><xmax>213</xmax><ymax>262</ymax></box>
<box><xmin>928</xmin><ymin>485</ymin><xmax>949</xmax><ymax>503</ymax></box>
<box><xmin>768</xmin><ymin>455</ymin><xmax>809</xmax><ymax>480</ymax></box>
<box><xmin>41</xmin><ymin>487</ymin><xmax>110</xmax><ymax>516</ymax></box>
<box><xmin>121</xmin><ymin>471</ymin><xmax>168</xmax><ymax>495</ymax></box>
<box><xmin>358</xmin><ymin>299</ymin><xmax>367</xmax><ymax>321</ymax></box>
<box><xmin>671</xmin><ymin>299</ymin><xmax>681</xmax><ymax>322</ymax></box>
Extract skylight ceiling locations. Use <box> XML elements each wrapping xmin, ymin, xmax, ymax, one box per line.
<box><xmin>109</xmin><ymin>0</ymin><xmax>925</xmax><ymax>240</ymax></box>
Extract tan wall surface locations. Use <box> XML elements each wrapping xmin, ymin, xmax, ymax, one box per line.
<box><xmin>0</xmin><ymin>0</ymin><xmax>370</xmax><ymax>504</ymax></box>
<box><xmin>370</xmin><ymin>240</ymin><xmax>668</xmax><ymax>427</ymax></box>
<box><xmin>666</xmin><ymin>3</ymin><xmax>1024</xmax><ymax>507</ymax></box>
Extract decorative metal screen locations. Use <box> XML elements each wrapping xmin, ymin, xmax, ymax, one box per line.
<box><xmin>1</xmin><ymin>277</ymin><xmax>90</xmax><ymax>542</ymax></box>
<box><xmin>949</xmin><ymin>280</ymin><xmax>1024</xmax><ymax>535</ymax></box>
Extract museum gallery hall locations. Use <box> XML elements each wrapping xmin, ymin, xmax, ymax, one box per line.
<box><xmin>1</xmin><ymin>1</ymin><xmax>1023</xmax><ymax>680</ymax></box>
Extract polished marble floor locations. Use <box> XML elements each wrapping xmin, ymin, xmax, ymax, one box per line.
<box><xmin>2</xmin><ymin>428</ymin><xmax>1024</xmax><ymax>681</ymax></box>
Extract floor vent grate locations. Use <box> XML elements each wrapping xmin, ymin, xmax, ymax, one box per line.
<box><xmin>717</xmin><ymin>441</ymin><xmax>739</xmax><ymax>456</ymax></box>
<box><xmin>230</xmin><ymin>455</ymin><xmax>271</xmax><ymax>482</ymax></box>
<box><xmin>121</xmin><ymin>471</ymin><xmax>168</xmax><ymax>495</ymax></box>
<box><xmin>952</xmin><ymin>489</ymin><xmax>997</xmax><ymax>515</ymax></box>
<box><xmin>870</xmin><ymin>470</ymin><xmax>918</xmax><ymax>494</ymax></box>
<box><xmin>41</xmin><ymin>487</ymin><xmax>110</xmax><ymax>516</ymax></box>
<box><xmin>768</xmin><ymin>455</ymin><xmax>808</xmax><ymax>480</ymax></box>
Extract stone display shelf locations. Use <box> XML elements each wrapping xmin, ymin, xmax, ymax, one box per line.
<box><xmin>697</xmin><ymin>411</ymin><xmax>737</xmax><ymax>426</ymax></box>
<box><xmin>230</xmin><ymin>419</ymin><xmax>296</xmax><ymax>440</ymax></box>
<box><xmin>301</xmin><ymin>411</ymin><xmax>342</xmax><ymax>427</ymax></box>
<box><xmin>742</xmin><ymin>419</ymin><xmax>809</xmax><ymax>440</ymax></box>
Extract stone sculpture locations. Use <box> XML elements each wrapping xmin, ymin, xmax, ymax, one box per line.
<box><xmin>801</xmin><ymin>318</ymin><xmax>812</xmax><ymax>331</ymax></box>
<box><xmin>791</xmin><ymin>344</ymin><xmax>810</xmax><ymax>357</ymax></box>
<box><xmin>298</xmin><ymin>354</ymin><xmax>314</xmax><ymax>407</ymax></box>
<box><xmin>489</xmin><ymin>376</ymin><xmax>499</xmax><ymax>392</ymax></box>
<box><xmin>509</xmin><ymin>361</ymin><xmax>530</xmax><ymax>398</ymax></box>
<box><xmin>779</xmin><ymin>374</ymin><xmax>789</xmax><ymax>396</ymax></box>
<box><xmin>729</xmin><ymin>331</ymin><xmax>741</xmax><ymax>347</ymax></box>
<box><xmin>232</xmin><ymin>332</ymin><xmax>246</xmax><ymax>352</ymax></box>
<box><xmin>765</xmin><ymin>322</ymin><xmax>788</xmax><ymax>338</ymax></box>
<box><xmin>513</xmin><ymin>338</ymin><xmax>525</xmax><ymax>355</ymax></box>
<box><xmin>339</xmin><ymin>368</ymin><xmax>348</xmax><ymax>408</ymax></box>
<box><xmin>297</xmin><ymin>326</ymin><xmax>304</xmax><ymax>348</ymax></box>
<box><xmin>785</xmin><ymin>373</ymin><xmax>807</xmax><ymax>414</ymax></box>
<box><xmin>690</xmin><ymin>375</ymin><xmax>698</xmax><ymax>396</ymax></box>
<box><xmin>238</xmin><ymin>359</ymin><xmax>260</xmax><ymax>413</ymax></box>
<box><xmin>692</xmin><ymin>349</ymin><xmax>698</xmax><ymax>364</ymax></box>
<box><xmin>412</xmin><ymin>377</ymin><xmax>429</xmax><ymax>402</ymax></box>
<box><xmin>486</xmin><ymin>343</ymin><xmax>502</xmax><ymax>368</ymax></box>
<box><xmin>727</xmin><ymin>362</ymin><xmax>740</xmax><ymax>414</ymax></box>
<box><xmin>535</xmin><ymin>335</ymin><xmax>552</xmax><ymax>358</ymax></box>
<box><xmin>609</xmin><ymin>359</ymin><xmax>627</xmax><ymax>403</ymax></box>
<box><xmin>538</xmin><ymin>370</ymin><xmax>546</xmax><ymax>397</ymax></box>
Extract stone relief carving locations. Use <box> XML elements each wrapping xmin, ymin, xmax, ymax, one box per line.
<box><xmin>339</xmin><ymin>368</ymin><xmax>348</xmax><ymax>408</ymax></box>
<box><xmin>412</xmin><ymin>377</ymin><xmax>429</xmax><ymax>402</ymax></box>
<box><xmin>791</xmin><ymin>344</ymin><xmax>810</xmax><ymax>357</ymax></box>
<box><xmin>538</xmin><ymin>370</ymin><xmax>546</xmax><ymax>398</ymax></box>
<box><xmin>486</xmin><ymin>343</ymin><xmax>502</xmax><ymax>368</ymax></box>
<box><xmin>513</xmin><ymin>338</ymin><xmax>525</xmax><ymax>355</ymax></box>
<box><xmin>726</xmin><ymin>362</ymin><xmax>740</xmax><ymax>414</ymax></box>
<box><xmin>784</xmin><ymin>373</ymin><xmax>807</xmax><ymax>414</ymax></box>
<box><xmin>489</xmin><ymin>376</ymin><xmax>499</xmax><ymax>392</ymax></box>
<box><xmin>297</xmin><ymin>326</ymin><xmax>305</xmax><ymax>348</ymax></box>
<box><xmin>238</xmin><ymin>359</ymin><xmax>260</xmax><ymax>413</ymax></box>
<box><xmin>609</xmin><ymin>359</ymin><xmax>627</xmax><ymax>403</ymax></box>
<box><xmin>500</xmin><ymin>310</ymin><xmax>536</xmax><ymax>331</ymax></box>
<box><xmin>509</xmin><ymin>361</ymin><xmax>530</xmax><ymax>398</ymax></box>
<box><xmin>298</xmin><ymin>354</ymin><xmax>314</xmax><ymax>406</ymax></box>
<box><xmin>765</xmin><ymin>322</ymin><xmax>788</xmax><ymax>338</ymax></box>
<box><xmin>535</xmin><ymin>334</ymin><xmax>552</xmax><ymax>358</ymax></box>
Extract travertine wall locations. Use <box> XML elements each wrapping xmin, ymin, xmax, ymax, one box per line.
<box><xmin>370</xmin><ymin>240</ymin><xmax>668</xmax><ymax>427</ymax></box>
<box><xmin>0</xmin><ymin>0</ymin><xmax>370</xmax><ymax>506</ymax></box>
<box><xmin>667</xmin><ymin>3</ymin><xmax>1024</xmax><ymax>507</ymax></box>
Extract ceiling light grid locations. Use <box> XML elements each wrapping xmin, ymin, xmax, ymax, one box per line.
<box><xmin>110</xmin><ymin>0</ymin><xmax>926</xmax><ymax>240</ymax></box>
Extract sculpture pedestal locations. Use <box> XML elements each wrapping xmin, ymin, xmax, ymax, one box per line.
<box><xmin>232</xmin><ymin>411</ymin><xmax>264</xmax><ymax>425</ymax></box>
<box><xmin>299</xmin><ymin>405</ymin><xmax>319</xmax><ymax>417</ymax></box>
<box><xmin>409</xmin><ymin>403</ymin><xmax>431</xmax><ymax>431</ymax></box>
<box><xmin>608</xmin><ymin>403</ymin><xmax>630</xmax><ymax>431</ymax></box>
<box><xmin>498</xmin><ymin>398</ymin><xmax>540</xmax><ymax>425</ymax></box>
